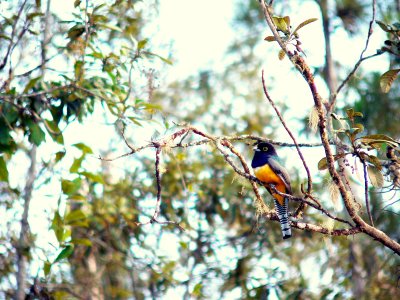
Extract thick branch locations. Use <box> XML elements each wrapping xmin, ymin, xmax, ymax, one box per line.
<box><xmin>259</xmin><ymin>1</ymin><xmax>400</xmax><ymax>254</ymax></box>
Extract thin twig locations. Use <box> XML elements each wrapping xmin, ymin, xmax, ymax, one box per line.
<box><xmin>362</xmin><ymin>160</ymin><xmax>375</xmax><ymax>226</ymax></box>
<box><xmin>261</xmin><ymin>70</ymin><xmax>313</xmax><ymax>218</ymax></box>
<box><xmin>0</xmin><ymin>0</ymin><xmax>28</xmax><ymax>71</ymax></box>
<box><xmin>134</xmin><ymin>142</ymin><xmax>185</xmax><ymax>231</ymax></box>
<box><xmin>76</xmin><ymin>0</ymin><xmax>90</xmax><ymax>82</ymax></box>
<box><xmin>218</xmin><ymin>139</ymin><xmax>270</xmax><ymax>215</ymax></box>
<box><xmin>152</xmin><ymin>146</ymin><xmax>162</xmax><ymax>220</ymax></box>
<box><xmin>176</xmin><ymin>135</ymin><xmax>327</xmax><ymax>149</ymax></box>
<box><xmin>381</xmin><ymin>198</ymin><xmax>400</xmax><ymax>210</ymax></box>
<box><xmin>0</xmin><ymin>84</ymin><xmax>73</xmax><ymax>99</ymax></box>
<box><xmin>330</xmin><ymin>0</ymin><xmax>378</xmax><ymax>110</ymax></box>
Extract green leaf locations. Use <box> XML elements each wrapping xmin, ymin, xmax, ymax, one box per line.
<box><xmin>318</xmin><ymin>154</ymin><xmax>346</xmax><ymax>170</ymax></box>
<box><xmin>366</xmin><ymin>155</ymin><xmax>382</xmax><ymax>170</ymax></box>
<box><xmin>376</xmin><ymin>20</ymin><xmax>391</xmax><ymax>32</ymax></box>
<box><xmin>318</xmin><ymin>157</ymin><xmax>328</xmax><ymax>170</ymax></box>
<box><xmin>97</xmin><ymin>23</ymin><xmax>123</xmax><ymax>32</ymax></box>
<box><xmin>79</xmin><ymin>171</ymin><xmax>104</xmax><ymax>184</ymax></box>
<box><xmin>69</xmin><ymin>155</ymin><xmax>84</xmax><ymax>173</ymax></box>
<box><xmin>74</xmin><ymin>60</ymin><xmax>83</xmax><ymax>80</ymax></box>
<box><xmin>144</xmin><ymin>52</ymin><xmax>173</xmax><ymax>65</ymax></box>
<box><xmin>353</xmin><ymin>123</ymin><xmax>364</xmax><ymax>135</ymax></box>
<box><xmin>44</xmin><ymin>119</ymin><xmax>63</xmax><ymax>144</ymax></box>
<box><xmin>54</xmin><ymin>245</ymin><xmax>74</xmax><ymax>263</ymax></box>
<box><xmin>51</xmin><ymin>211</ymin><xmax>65</xmax><ymax>243</ymax></box>
<box><xmin>353</xmin><ymin>112</ymin><xmax>363</xmax><ymax>118</ymax></box>
<box><xmin>27</xmin><ymin>12</ymin><xmax>44</xmax><ymax>20</ymax></box>
<box><xmin>179</xmin><ymin>241</ymin><xmax>188</xmax><ymax>250</ymax></box>
<box><xmin>71</xmin><ymin>238</ymin><xmax>92</xmax><ymax>246</ymax></box>
<box><xmin>23</xmin><ymin>76</ymin><xmax>42</xmax><ymax>93</ymax></box>
<box><xmin>358</xmin><ymin>134</ymin><xmax>399</xmax><ymax>147</ymax></box>
<box><xmin>0</xmin><ymin>34</ymin><xmax>12</xmax><ymax>41</ymax></box>
<box><xmin>73</xmin><ymin>143</ymin><xmax>93</xmax><ymax>154</ymax></box>
<box><xmin>43</xmin><ymin>261</ymin><xmax>51</xmax><ymax>277</ymax></box>
<box><xmin>55</xmin><ymin>151</ymin><xmax>66</xmax><ymax>163</ymax></box>
<box><xmin>61</xmin><ymin>178</ymin><xmax>81</xmax><ymax>195</ymax></box>
<box><xmin>65</xmin><ymin>209</ymin><xmax>86</xmax><ymax>225</ymax></box>
<box><xmin>367</xmin><ymin>165</ymin><xmax>384</xmax><ymax>188</ymax></box>
<box><xmin>0</xmin><ymin>156</ymin><xmax>9</xmax><ymax>182</ymax></box>
<box><xmin>272</xmin><ymin>16</ymin><xmax>290</xmax><ymax>33</ymax></box>
<box><xmin>68</xmin><ymin>194</ymin><xmax>86</xmax><ymax>201</ymax></box>
<box><xmin>138</xmin><ymin>39</ymin><xmax>148</xmax><ymax>50</ymax></box>
<box><xmin>27</xmin><ymin>122</ymin><xmax>46</xmax><ymax>146</ymax></box>
<box><xmin>192</xmin><ymin>283</ymin><xmax>202</xmax><ymax>297</ymax></box>
<box><xmin>380</xmin><ymin>69</ymin><xmax>400</xmax><ymax>93</ymax></box>
<box><xmin>67</xmin><ymin>24</ymin><xmax>85</xmax><ymax>40</ymax></box>
<box><xmin>74</xmin><ymin>0</ymin><xmax>81</xmax><ymax>8</ymax></box>
<box><xmin>93</xmin><ymin>3</ymin><xmax>107</xmax><ymax>12</ymax></box>
<box><xmin>293</xmin><ymin>18</ymin><xmax>318</xmax><ymax>35</ymax></box>
<box><xmin>128</xmin><ymin>117</ymin><xmax>143</xmax><ymax>127</ymax></box>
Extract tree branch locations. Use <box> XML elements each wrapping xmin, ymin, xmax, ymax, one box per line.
<box><xmin>261</xmin><ymin>70</ymin><xmax>313</xmax><ymax>218</ymax></box>
<box><xmin>362</xmin><ymin>160</ymin><xmax>374</xmax><ymax>226</ymax></box>
<box><xmin>16</xmin><ymin>146</ymin><xmax>37</xmax><ymax>300</ymax></box>
<box><xmin>329</xmin><ymin>0</ymin><xmax>378</xmax><ymax>111</ymax></box>
<box><xmin>110</xmin><ymin>126</ymin><xmax>363</xmax><ymax>238</ymax></box>
<box><xmin>258</xmin><ymin>0</ymin><xmax>400</xmax><ymax>254</ymax></box>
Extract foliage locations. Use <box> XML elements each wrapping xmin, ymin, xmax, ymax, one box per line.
<box><xmin>376</xmin><ymin>20</ymin><xmax>400</xmax><ymax>92</ymax></box>
<box><xmin>264</xmin><ymin>15</ymin><xmax>317</xmax><ymax>59</ymax></box>
<box><xmin>0</xmin><ymin>0</ymin><xmax>400</xmax><ymax>299</ymax></box>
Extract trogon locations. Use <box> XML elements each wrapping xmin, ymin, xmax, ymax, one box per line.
<box><xmin>251</xmin><ymin>141</ymin><xmax>292</xmax><ymax>239</ymax></box>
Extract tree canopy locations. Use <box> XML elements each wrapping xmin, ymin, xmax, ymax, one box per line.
<box><xmin>0</xmin><ymin>0</ymin><xmax>400</xmax><ymax>299</ymax></box>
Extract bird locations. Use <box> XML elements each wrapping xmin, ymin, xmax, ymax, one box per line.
<box><xmin>251</xmin><ymin>141</ymin><xmax>292</xmax><ymax>239</ymax></box>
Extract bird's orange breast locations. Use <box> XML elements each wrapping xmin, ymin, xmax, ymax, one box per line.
<box><xmin>254</xmin><ymin>164</ymin><xmax>286</xmax><ymax>205</ymax></box>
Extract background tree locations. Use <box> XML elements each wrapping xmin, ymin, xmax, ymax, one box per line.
<box><xmin>0</xmin><ymin>0</ymin><xmax>399</xmax><ymax>299</ymax></box>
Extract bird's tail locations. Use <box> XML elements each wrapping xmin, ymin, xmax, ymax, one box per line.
<box><xmin>274</xmin><ymin>198</ymin><xmax>291</xmax><ymax>239</ymax></box>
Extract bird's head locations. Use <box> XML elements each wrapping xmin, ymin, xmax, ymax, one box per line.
<box><xmin>253</xmin><ymin>142</ymin><xmax>278</xmax><ymax>157</ymax></box>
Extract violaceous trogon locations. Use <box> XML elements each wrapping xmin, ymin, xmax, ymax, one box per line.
<box><xmin>251</xmin><ymin>142</ymin><xmax>292</xmax><ymax>239</ymax></box>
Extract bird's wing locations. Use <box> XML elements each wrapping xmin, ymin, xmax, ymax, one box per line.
<box><xmin>267</xmin><ymin>158</ymin><xmax>292</xmax><ymax>195</ymax></box>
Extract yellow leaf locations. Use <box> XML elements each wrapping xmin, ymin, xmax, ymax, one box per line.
<box><xmin>293</xmin><ymin>18</ymin><xmax>318</xmax><ymax>35</ymax></box>
<box><xmin>272</xmin><ymin>16</ymin><xmax>290</xmax><ymax>33</ymax></box>
<box><xmin>278</xmin><ymin>49</ymin><xmax>285</xmax><ymax>60</ymax></box>
<box><xmin>380</xmin><ymin>69</ymin><xmax>400</xmax><ymax>93</ymax></box>
<box><xmin>367</xmin><ymin>166</ymin><xmax>384</xmax><ymax>188</ymax></box>
<box><xmin>318</xmin><ymin>157</ymin><xmax>328</xmax><ymax>170</ymax></box>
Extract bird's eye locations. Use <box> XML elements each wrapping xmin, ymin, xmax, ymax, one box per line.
<box><xmin>263</xmin><ymin>146</ymin><xmax>268</xmax><ymax>151</ymax></box>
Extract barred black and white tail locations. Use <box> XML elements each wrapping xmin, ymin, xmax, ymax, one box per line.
<box><xmin>274</xmin><ymin>198</ymin><xmax>291</xmax><ymax>239</ymax></box>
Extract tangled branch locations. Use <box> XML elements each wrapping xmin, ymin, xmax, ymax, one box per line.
<box><xmin>259</xmin><ymin>0</ymin><xmax>400</xmax><ymax>254</ymax></box>
<box><xmin>103</xmin><ymin>125</ymin><xmax>362</xmax><ymax>238</ymax></box>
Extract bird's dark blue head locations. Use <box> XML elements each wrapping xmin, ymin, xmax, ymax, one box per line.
<box><xmin>251</xmin><ymin>142</ymin><xmax>278</xmax><ymax>168</ymax></box>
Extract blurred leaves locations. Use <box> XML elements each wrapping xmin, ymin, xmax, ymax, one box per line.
<box><xmin>0</xmin><ymin>1</ymin><xmax>399</xmax><ymax>299</ymax></box>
